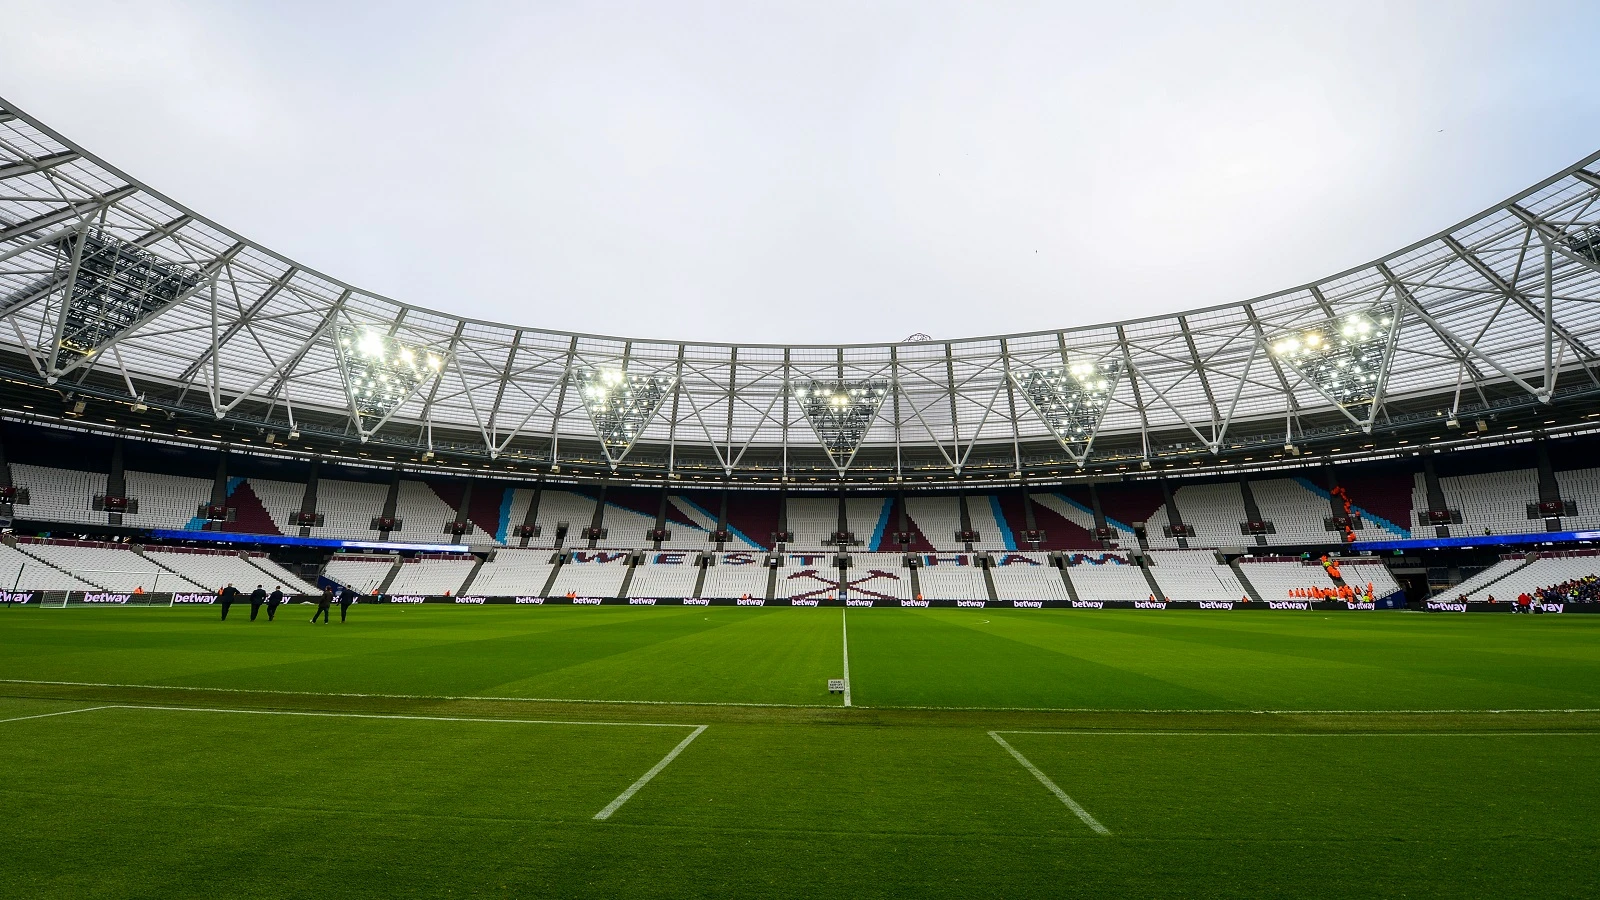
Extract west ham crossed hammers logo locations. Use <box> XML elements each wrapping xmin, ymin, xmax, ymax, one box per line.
<box><xmin>784</xmin><ymin>569</ymin><xmax>903</xmax><ymax>600</ymax></box>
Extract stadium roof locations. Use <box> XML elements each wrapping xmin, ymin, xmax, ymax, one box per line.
<box><xmin>2</xmin><ymin>95</ymin><xmax>1599</xmax><ymax>482</ymax></box>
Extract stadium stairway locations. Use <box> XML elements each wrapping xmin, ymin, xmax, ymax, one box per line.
<box><xmin>456</xmin><ymin>555</ymin><xmax>487</xmax><ymax>595</ymax></box>
<box><xmin>1229</xmin><ymin>558</ymin><xmax>1265</xmax><ymax>603</ymax></box>
<box><xmin>1054</xmin><ymin>559</ymin><xmax>1081</xmax><ymax>602</ymax></box>
<box><xmin>615</xmin><ymin>552</ymin><xmax>640</xmax><ymax>599</ymax></box>
<box><xmin>1136</xmin><ymin>555</ymin><xmax>1165</xmax><ymax>600</ymax></box>
<box><xmin>980</xmin><ymin>559</ymin><xmax>1000</xmax><ymax>602</ymax></box>
<box><xmin>691</xmin><ymin>555</ymin><xmax>709</xmax><ymax>599</ymax></box>
<box><xmin>374</xmin><ymin>557</ymin><xmax>403</xmax><ymax>595</ymax></box>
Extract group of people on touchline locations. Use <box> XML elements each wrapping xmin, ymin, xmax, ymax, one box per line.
<box><xmin>215</xmin><ymin>583</ymin><xmax>358</xmax><ymax>623</ymax></box>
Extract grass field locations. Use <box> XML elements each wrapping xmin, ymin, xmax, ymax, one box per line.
<box><xmin>2</xmin><ymin>605</ymin><xmax>1598</xmax><ymax>898</ymax></box>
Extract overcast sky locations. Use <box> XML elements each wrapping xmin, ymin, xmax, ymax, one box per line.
<box><xmin>3</xmin><ymin>1</ymin><xmax>1598</xmax><ymax>345</ymax></box>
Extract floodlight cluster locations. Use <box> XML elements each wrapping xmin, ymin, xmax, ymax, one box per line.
<box><xmin>1270</xmin><ymin>308</ymin><xmax>1393</xmax><ymax>407</ymax></box>
<box><xmin>792</xmin><ymin>379</ymin><xmax>890</xmax><ymax>459</ymax></box>
<box><xmin>56</xmin><ymin>229</ymin><xmax>201</xmax><ymax>361</ymax></box>
<box><xmin>573</xmin><ymin>367</ymin><xmax>674</xmax><ymax>453</ymax></box>
<box><xmin>1014</xmin><ymin>360</ymin><xmax>1121</xmax><ymax>445</ymax></box>
<box><xmin>334</xmin><ymin>325</ymin><xmax>443</xmax><ymax>420</ymax></box>
<box><xmin>1567</xmin><ymin>222</ymin><xmax>1600</xmax><ymax>265</ymax></box>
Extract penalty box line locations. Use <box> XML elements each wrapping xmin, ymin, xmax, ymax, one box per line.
<box><xmin>987</xmin><ymin>731</ymin><xmax>1110</xmax><ymax>836</ymax></box>
<box><xmin>1</xmin><ymin>704</ymin><xmax>707</xmax><ymax>821</ymax></box>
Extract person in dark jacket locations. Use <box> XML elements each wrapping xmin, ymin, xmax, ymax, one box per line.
<box><xmin>265</xmin><ymin>586</ymin><xmax>284</xmax><ymax>621</ymax></box>
<box><xmin>248</xmin><ymin>585</ymin><xmax>267</xmax><ymax>621</ymax></box>
<box><xmin>219</xmin><ymin>583</ymin><xmax>240</xmax><ymax>621</ymax></box>
<box><xmin>339</xmin><ymin>587</ymin><xmax>356</xmax><ymax>623</ymax></box>
<box><xmin>311</xmin><ymin>586</ymin><xmax>333</xmax><ymax>624</ymax></box>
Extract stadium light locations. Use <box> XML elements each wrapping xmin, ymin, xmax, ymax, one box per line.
<box><xmin>572</xmin><ymin>366</ymin><xmax>675</xmax><ymax>463</ymax></box>
<box><xmin>48</xmin><ymin>229</ymin><xmax>202</xmax><ymax>369</ymax></box>
<box><xmin>1270</xmin><ymin>306</ymin><xmax>1394</xmax><ymax>410</ymax></box>
<box><xmin>1566</xmin><ymin>222</ymin><xmax>1600</xmax><ymax>265</ymax></box>
<box><xmin>1011</xmin><ymin>359</ymin><xmax>1123</xmax><ymax>457</ymax></box>
<box><xmin>792</xmin><ymin>378</ymin><xmax>890</xmax><ymax>468</ymax></box>
<box><xmin>333</xmin><ymin>325</ymin><xmax>447</xmax><ymax>430</ymax></box>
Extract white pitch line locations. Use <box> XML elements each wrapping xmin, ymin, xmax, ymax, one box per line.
<box><xmin>594</xmin><ymin>724</ymin><xmax>707</xmax><ymax>821</ymax></box>
<box><xmin>0</xmin><ymin>678</ymin><xmax>831</xmax><ymax>709</ymax></box>
<box><xmin>95</xmin><ymin>704</ymin><xmax>701</xmax><ymax>729</ymax></box>
<box><xmin>0</xmin><ymin>705</ymin><xmax>109</xmax><ymax>725</ymax></box>
<box><xmin>987</xmin><ymin>730</ymin><xmax>1110</xmax><ymax>836</ymax></box>
<box><xmin>841</xmin><ymin>608</ymin><xmax>852</xmax><ymax>708</ymax></box>
<box><xmin>4</xmin><ymin>678</ymin><xmax>1598</xmax><ymax>716</ymax></box>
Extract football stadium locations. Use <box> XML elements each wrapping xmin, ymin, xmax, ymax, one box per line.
<box><xmin>3</xmin><ymin>26</ymin><xmax>1600</xmax><ymax>898</ymax></box>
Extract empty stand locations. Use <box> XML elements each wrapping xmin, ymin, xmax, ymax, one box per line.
<box><xmin>14</xmin><ymin>538</ymin><xmax>201</xmax><ymax>591</ymax></box>
<box><xmin>989</xmin><ymin>552</ymin><xmax>1069</xmax><ymax>601</ymax></box>
<box><xmin>701</xmin><ymin>552</ymin><xmax>769</xmax><ymax>598</ymax></box>
<box><xmin>1458</xmin><ymin>552</ymin><xmax>1599</xmax><ymax>602</ymax></box>
<box><xmin>0</xmin><ymin>542</ymin><xmax>97</xmax><ymax>591</ymax></box>
<box><xmin>1437</xmin><ymin>469</ymin><xmax>1540</xmax><ymax>535</ymax></box>
<box><xmin>847</xmin><ymin>552</ymin><xmax>914</xmax><ymax>600</ymax></box>
<box><xmin>470</xmin><ymin>549</ymin><xmax>558</xmax><ymax>596</ymax></box>
<box><xmin>392</xmin><ymin>481</ymin><xmax>459</xmax><ymax>539</ymax></box>
<box><xmin>120</xmin><ymin>470</ymin><xmax>212</xmax><ymax>530</ymax></box>
<box><xmin>147</xmin><ymin>547</ymin><xmax>314</xmax><ymax>593</ymax></box>
<box><xmin>914</xmin><ymin>554</ymin><xmax>987</xmax><ymax>601</ymax></box>
<box><xmin>626</xmin><ymin>552</ymin><xmax>701</xmax><ymax>598</ymax></box>
<box><xmin>905</xmin><ymin>496</ymin><xmax>965</xmax><ymax>551</ymax></box>
<box><xmin>386</xmin><ymin>556</ymin><xmax>476</xmax><ymax>595</ymax></box>
<box><xmin>1235</xmin><ymin>558</ymin><xmax>1338</xmax><ymax>599</ymax></box>
<box><xmin>11</xmin><ymin>463</ymin><xmax>106</xmax><ymax>525</ymax></box>
<box><xmin>324</xmin><ymin>554</ymin><xmax>396</xmax><ymax>593</ymax></box>
<box><xmin>1065</xmin><ymin>553</ymin><xmax>1153</xmax><ymax>601</ymax></box>
<box><xmin>547</xmin><ymin>550</ymin><xmax>631</xmax><ymax>597</ymax></box>
<box><xmin>310</xmin><ymin>479</ymin><xmax>389</xmax><ymax>541</ymax></box>
<box><xmin>1145</xmin><ymin>550</ymin><xmax>1249</xmax><ymax>601</ymax></box>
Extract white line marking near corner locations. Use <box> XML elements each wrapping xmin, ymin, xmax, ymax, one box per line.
<box><xmin>0</xmin><ymin>705</ymin><xmax>109</xmax><ymax>725</ymax></box>
<box><xmin>594</xmin><ymin>724</ymin><xmax>707</xmax><ymax>821</ymax></box>
<box><xmin>988</xmin><ymin>730</ymin><xmax>1110</xmax><ymax>836</ymax></box>
<box><xmin>841</xmin><ymin>608</ymin><xmax>852</xmax><ymax>708</ymax></box>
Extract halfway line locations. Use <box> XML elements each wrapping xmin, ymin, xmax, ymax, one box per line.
<box><xmin>841</xmin><ymin>608</ymin><xmax>852</xmax><ymax>708</ymax></box>
<box><xmin>988</xmin><ymin>730</ymin><xmax>1110</xmax><ymax>836</ymax></box>
<box><xmin>594</xmin><ymin>724</ymin><xmax>707</xmax><ymax>821</ymax></box>
<box><xmin>0</xmin><ymin>705</ymin><xmax>109</xmax><ymax>725</ymax></box>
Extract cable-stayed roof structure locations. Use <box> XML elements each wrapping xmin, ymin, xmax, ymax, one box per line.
<box><xmin>1</xmin><ymin>95</ymin><xmax>1598</xmax><ymax>484</ymax></box>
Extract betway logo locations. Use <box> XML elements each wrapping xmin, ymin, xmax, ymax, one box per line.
<box><xmin>790</xmin><ymin>598</ymin><xmax>820</xmax><ymax>606</ymax></box>
<box><xmin>0</xmin><ymin>590</ymin><xmax>36</xmax><ymax>604</ymax></box>
<box><xmin>1070</xmin><ymin>600</ymin><xmax>1104</xmax><ymax>609</ymax></box>
<box><xmin>573</xmin><ymin>597</ymin><xmax>603</xmax><ymax>605</ymax></box>
<box><xmin>1011</xmin><ymin>600</ymin><xmax>1043</xmax><ymax>608</ymax></box>
<box><xmin>453</xmin><ymin>596</ymin><xmax>487</xmax><ymax>605</ymax></box>
<box><xmin>171</xmin><ymin>593</ymin><xmax>215</xmax><ymax>604</ymax></box>
<box><xmin>1134</xmin><ymin>601</ymin><xmax>1167</xmax><ymax>609</ymax></box>
<box><xmin>390</xmin><ymin>595</ymin><xmax>427</xmax><ymax>604</ymax></box>
<box><xmin>683</xmin><ymin>598</ymin><xmax>710</xmax><ymax>606</ymax></box>
<box><xmin>1424</xmin><ymin>601</ymin><xmax>1466</xmax><ymax>612</ymax></box>
<box><xmin>629</xmin><ymin>598</ymin><xmax>657</xmax><ymax>605</ymax></box>
<box><xmin>1345</xmin><ymin>602</ymin><xmax>1375</xmax><ymax>610</ymax></box>
<box><xmin>514</xmin><ymin>597</ymin><xmax>544</xmax><ymax>604</ymax></box>
<box><xmin>1198</xmin><ymin>601</ymin><xmax>1235</xmax><ymax>610</ymax></box>
<box><xmin>1267</xmin><ymin>601</ymin><xmax>1310</xmax><ymax>610</ymax></box>
<box><xmin>1542</xmin><ymin>603</ymin><xmax>1565</xmax><ymax>613</ymax></box>
<box><xmin>82</xmin><ymin>592</ymin><xmax>132</xmax><ymax>604</ymax></box>
<box><xmin>844</xmin><ymin>599</ymin><xmax>873</xmax><ymax>607</ymax></box>
<box><xmin>956</xmin><ymin>600</ymin><xmax>986</xmax><ymax>608</ymax></box>
<box><xmin>736</xmin><ymin>598</ymin><xmax>765</xmax><ymax>606</ymax></box>
<box><xmin>899</xmin><ymin>599</ymin><xmax>930</xmax><ymax>607</ymax></box>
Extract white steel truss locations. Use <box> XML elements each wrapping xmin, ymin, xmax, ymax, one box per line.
<box><xmin>0</xmin><ymin>94</ymin><xmax>1598</xmax><ymax>478</ymax></box>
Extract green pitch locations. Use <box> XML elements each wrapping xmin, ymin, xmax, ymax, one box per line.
<box><xmin>2</xmin><ymin>606</ymin><xmax>1598</xmax><ymax>898</ymax></box>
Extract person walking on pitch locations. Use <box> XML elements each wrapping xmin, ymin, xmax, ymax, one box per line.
<box><xmin>339</xmin><ymin>587</ymin><xmax>356</xmax><ymax>623</ymax></box>
<box><xmin>266</xmin><ymin>586</ymin><xmax>284</xmax><ymax>621</ymax></box>
<box><xmin>219</xmin><ymin>583</ymin><xmax>240</xmax><ymax>621</ymax></box>
<box><xmin>311</xmin><ymin>586</ymin><xmax>333</xmax><ymax>624</ymax></box>
<box><xmin>248</xmin><ymin>585</ymin><xmax>267</xmax><ymax>621</ymax></box>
